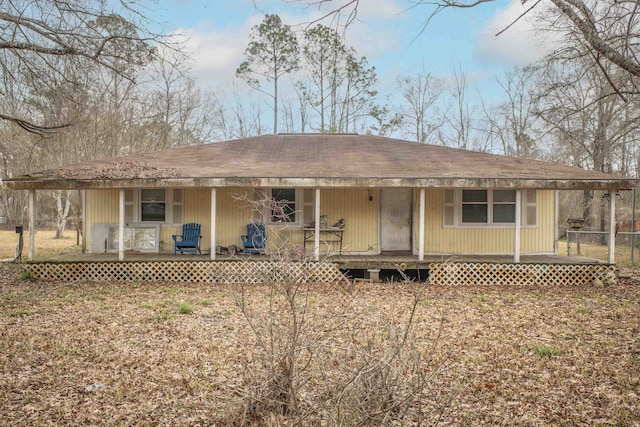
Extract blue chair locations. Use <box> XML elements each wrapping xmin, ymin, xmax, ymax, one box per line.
<box><xmin>241</xmin><ymin>223</ymin><xmax>267</xmax><ymax>254</ymax></box>
<box><xmin>172</xmin><ymin>223</ymin><xmax>202</xmax><ymax>254</ymax></box>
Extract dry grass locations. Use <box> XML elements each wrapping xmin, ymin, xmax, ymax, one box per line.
<box><xmin>0</xmin><ymin>264</ymin><xmax>638</xmax><ymax>426</ymax></box>
<box><xmin>0</xmin><ymin>230</ymin><xmax>80</xmax><ymax>261</ymax></box>
<box><xmin>558</xmin><ymin>240</ymin><xmax>640</xmax><ymax>268</ymax></box>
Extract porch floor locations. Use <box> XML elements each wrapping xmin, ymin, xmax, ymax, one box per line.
<box><xmin>38</xmin><ymin>251</ymin><xmax>607</xmax><ymax>270</ymax></box>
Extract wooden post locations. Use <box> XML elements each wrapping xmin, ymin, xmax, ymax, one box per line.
<box><xmin>608</xmin><ymin>191</ymin><xmax>616</xmax><ymax>264</ymax></box>
<box><xmin>211</xmin><ymin>188</ymin><xmax>217</xmax><ymax>261</ymax></box>
<box><xmin>314</xmin><ymin>188</ymin><xmax>320</xmax><ymax>261</ymax></box>
<box><xmin>118</xmin><ymin>189</ymin><xmax>125</xmax><ymax>261</ymax></box>
<box><xmin>554</xmin><ymin>190</ymin><xmax>559</xmax><ymax>255</ymax></box>
<box><xmin>514</xmin><ymin>189</ymin><xmax>521</xmax><ymax>263</ymax></box>
<box><xmin>28</xmin><ymin>190</ymin><xmax>35</xmax><ymax>261</ymax></box>
<box><xmin>418</xmin><ymin>188</ymin><xmax>425</xmax><ymax>262</ymax></box>
<box><xmin>81</xmin><ymin>189</ymin><xmax>87</xmax><ymax>253</ymax></box>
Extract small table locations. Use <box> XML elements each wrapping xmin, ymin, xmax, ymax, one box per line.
<box><xmin>303</xmin><ymin>228</ymin><xmax>345</xmax><ymax>254</ymax></box>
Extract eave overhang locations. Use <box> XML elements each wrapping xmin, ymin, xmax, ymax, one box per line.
<box><xmin>3</xmin><ymin>176</ymin><xmax>637</xmax><ymax>191</ymax></box>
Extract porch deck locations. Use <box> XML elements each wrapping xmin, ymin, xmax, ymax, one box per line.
<box><xmin>39</xmin><ymin>251</ymin><xmax>606</xmax><ymax>268</ymax></box>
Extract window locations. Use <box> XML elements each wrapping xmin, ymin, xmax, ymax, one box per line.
<box><xmin>271</xmin><ymin>188</ymin><xmax>297</xmax><ymax>223</ymax></box>
<box><xmin>123</xmin><ymin>189</ymin><xmax>184</xmax><ymax>224</ymax></box>
<box><xmin>141</xmin><ymin>189</ymin><xmax>166</xmax><ymax>222</ymax></box>
<box><xmin>462</xmin><ymin>190</ymin><xmax>488</xmax><ymax>223</ymax></box>
<box><xmin>492</xmin><ymin>190</ymin><xmax>516</xmax><ymax>223</ymax></box>
<box><xmin>444</xmin><ymin>189</ymin><xmax>536</xmax><ymax>227</ymax></box>
<box><xmin>259</xmin><ymin>188</ymin><xmax>311</xmax><ymax>225</ymax></box>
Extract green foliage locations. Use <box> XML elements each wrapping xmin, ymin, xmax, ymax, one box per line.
<box><xmin>152</xmin><ymin>313</ymin><xmax>172</xmax><ymax>322</ymax></box>
<box><xmin>178</xmin><ymin>302</ymin><xmax>193</xmax><ymax>315</ymax></box>
<box><xmin>8</xmin><ymin>309</ymin><xmax>29</xmax><ymax>317</ymax></box>
<box><xmin>577</xmin><ymin>306</ymin><xmax>592</xmax><ymax>314</ymax></box>
<box><xmin>535</xmin><ymin>346</ymin><xmax>561</xmax><ymax>357</ymax></box>
<box><xmin>60</xmin><ymin>348</ymin><xmax>80</xmax><ymax>356</ymax></box>
<box><xmin>19</xmin><ymin>270</ymin><xmax>33</xmax><ymax>281</ymax></box>
<box><xmin>299</xmin><ymin>23</ymin><xmax>379</xmax><ymax>133</ymax></box>
<box><xmin>236</xmin><ymin>14</ymin><xmax>300</xmax><ymax>133</ymax></box>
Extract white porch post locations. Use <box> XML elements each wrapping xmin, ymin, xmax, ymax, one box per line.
<box><xmin>514</xmin><ymin>189</ymin><xmax>522</xmax><ymax>263</ymax></box>
<box><xmin>118</xmin><ymin>189</ymin><xmax>125</xmax><ymax>261</ymax></box>
<box><xmin>314</xmin><ymin>188</ymin><xmax>320</xmax><ymax>261</ymax></box>
<box><xmin>554</xmin><ymin>190</ymin><xmax>559</xmax><ymax>254</ymax></box>
<box><xmin>81</xmin><ymin>190</ymin><xmax>87</xmax><ymax>253</ymax></box>
<box><xmin>418</xmin><ymin>188</ymin><xmax>425</xmax><ymax>262</ymax></box>
<box><xmin>28</xmin><ymin>190</ymin><xmax>35</xmax><ymax>261</ymax></box>
<box><xmin>211</xmin><ymin>188</ymin><xmax>217</xmax><ymax>261</ymax></box>
<box><xmin>608</xmin><ymin>191</ymin><xmax>616</xmax><ymax>264</ymax></box>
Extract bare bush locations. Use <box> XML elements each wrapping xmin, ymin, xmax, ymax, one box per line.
<box><xmin>224</xmin><ymin>193</ymin><xmax>445</xmax><ymax>425</ymax></box>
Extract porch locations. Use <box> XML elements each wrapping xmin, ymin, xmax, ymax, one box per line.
<box><xmin>36</xmin><ymin>250</ymin><xmax>607</xmax><ymax>267</ymax></box>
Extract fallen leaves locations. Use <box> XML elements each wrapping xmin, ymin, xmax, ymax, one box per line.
<box><xmin>0</xmin><ymin>263</ymin><xmax>638</xmax><ymax>425</ymax></box>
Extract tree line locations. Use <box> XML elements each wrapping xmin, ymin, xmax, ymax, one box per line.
<box><xmin>1</xmin><ymin>1</ymin><xmax>638</xmax><ymax>236</ymax></box>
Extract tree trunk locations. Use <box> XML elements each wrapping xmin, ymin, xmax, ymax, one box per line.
<box><xmin>54</xmin><ymin>190</ymin><xmax>71</xmax><ymax>239</ymax></box>
<box><xmin>583</xmin><ymin>189</ymin><xmax>594</xmax><ymax>228</ymax></box>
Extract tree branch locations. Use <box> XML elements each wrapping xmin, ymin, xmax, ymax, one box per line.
<box><xmin>0</xmin><ymin>113</ymin><xmax>70</xmax><ymax>137</ymax></box>
<box><xmin>551</xmin><ymin>0</ymin><xmax>640</xmax><ymax>78</ymax></box>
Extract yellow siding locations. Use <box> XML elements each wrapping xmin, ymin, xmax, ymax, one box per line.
<box><xmin>86</xmin><ymin>187</ymin><xmax>554</xmax><ymax>256</ymax></box>
<box><xmin>260</xmin><ymin>188</ymin><xmax>379</xmax><ymax>254</ymax></box>
<box><xmin>319</xmin><ymin>188</ymin><xmax>379</xmax><ymax>253</ymax></box>
<box><xmin>419</xmin><ymin>189</ymin><xmax>555</xmax><ymax>254</ymax></box>
<box><xmin>181</xmin><ymin>188</ymin><xmax>254</xmax><ymax>251</ymax></box>
<box><xmin>159</xmin><ymin>226</ymin><xmax>181</xmax><ymax>252</ymax></box>
<box><xmin>85</xmin><ymin>189</ymin><xmax>120</xmax><ymax>248</ymax></box>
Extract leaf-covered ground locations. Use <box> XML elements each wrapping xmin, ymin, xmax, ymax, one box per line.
<box><xmin>0</xmin><ymin>262</ymin><xmax>638</xmax><ymax>426</ymax></box>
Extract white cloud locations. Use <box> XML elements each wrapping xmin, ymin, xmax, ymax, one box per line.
<box><xmin>290</xmin><ymin>0</ymin><xmax>405</xmax><ymax>60</ymax></box>
<box><xmin>164</xmin><ymin>1</ymin><xmax>406</xmax><ymax>89</ymax></box>
<box><xmin>351</xmin><ymin>0</ymin><xmax>404</xmax><ymax>20</ymax></box>
<box><xmin>475</xmin><ymin>0</ymin><xmax>557</xmax><ymax>66</ymax></box>
<box><xmin>168</xmin><ymin>20</ymin><xmax>257</xmax><ymax>88</ymax></box>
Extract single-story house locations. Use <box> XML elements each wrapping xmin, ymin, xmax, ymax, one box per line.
<box><xmin>2</xmin><ymin>134</ymin><xmax>636</xmax><ymax>284</ymax></box>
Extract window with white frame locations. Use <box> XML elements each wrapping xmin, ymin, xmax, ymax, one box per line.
<box><xmin>123</xmin><ymin>189</ymin><xmax>184</xmax><ymax>224</ymax></box>
<box><xmin>443</xmin><ymin>189</ymin><xmax>536</xmax><ymax>227</ymax></box>
<box><xmin>259</xmin><ymin>188</ymin><xmax>313</xmax><ymax>225</ymax></box>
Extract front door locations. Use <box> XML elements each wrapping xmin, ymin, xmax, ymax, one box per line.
<box><xmin>380</xmin><ymin>189</ymin><xmax>413</xmax><ymax>251</ymax></box>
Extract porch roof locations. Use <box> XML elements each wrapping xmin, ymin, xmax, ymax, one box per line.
<box><xmin>3</xmin><ymin>133</ymin><xmax>636</xmax><ymax>190</ymax></box>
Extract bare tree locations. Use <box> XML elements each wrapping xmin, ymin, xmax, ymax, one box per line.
<box><xmin>482</xmin><ymin>66</ymin><xmax>541</xmax><ymax>158</ymax></box>
<box><xmin>397</xmin><ymin>68</ymin><xmax>443</xmax><ymax>143</ymax></box>
<box><xmin>147</xmin><ymin>51</ymin><xmax>221</xmax><ymax>148</ymax></box>
<box><xmin>536</xmin><ymin>55</ymin><xmax>640</xmax><ymax>227</ymax></box>
<box><xmin>438</xmin><ymin>65</ymin><xmax>478</xmax><ymax>149</ymax></box>
<box><xmin>0</xmin><ymin>0</ymin><xmax>162</xmax><ymax>135</ymax></box>
<box><xmin>291</xmin><ymin>0</ymin><xmax>640</xmax><ymax>87</ymax></box>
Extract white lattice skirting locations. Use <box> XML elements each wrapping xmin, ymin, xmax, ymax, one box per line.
<box><xmin>23</xmin><ymin>261</ymin><xmax>613</xmax><ymax>285</ymax></box>
<box><xmin>23</xmin><ymin>261</ymin><xmax>349</xmax><ymax>284</ymax></box>
<box><xmin>428</xmin><ymin>262</ymin><xmax>615</xmax><ymax>286</ymax></box>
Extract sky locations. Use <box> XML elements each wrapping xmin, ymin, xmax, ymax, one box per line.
<box><xmin>151</xmin><ymin>0</ymin><xmax>550</xmax><ymax>112</ymax></box>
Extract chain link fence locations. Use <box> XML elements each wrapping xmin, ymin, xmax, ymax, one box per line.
<box><xmin>565</xmin><ymin>230</ymin><xmax>640</xmax><ymax>267</ymax></box>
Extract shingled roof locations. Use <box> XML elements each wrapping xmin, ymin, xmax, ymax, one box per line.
<box><xmin>3</xmin><ymin>134</ymin><xmax>636</xmax><ymax>190</ymax></box>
